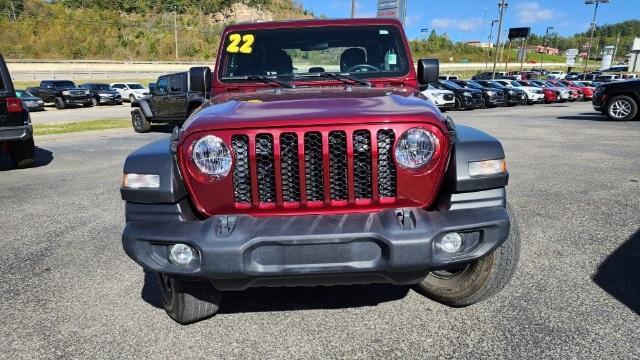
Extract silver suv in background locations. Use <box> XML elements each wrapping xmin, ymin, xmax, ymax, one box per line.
<box><xmin>110</xmin><ymin>83</ymin><xmax>150</xmax><ymax>103</ymax></box>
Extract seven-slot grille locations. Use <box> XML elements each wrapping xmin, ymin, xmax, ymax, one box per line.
<box><xmin>231</xmin><ymin>129</ymin><xmax>397</xmax><ymax>208</ymax></box>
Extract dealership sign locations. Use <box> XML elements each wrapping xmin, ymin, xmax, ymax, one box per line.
<box><xmin>566</xmin><ymin>48</ymin><xmax>579</xmax><ymax>66</ymax></box>
<box><xmin>508</xmin><ymin>27</ymin><xmax>531</xmax><ymax>40</ymax></box>
<box><xmin>377</xmin><ymin>0</ymin><xmax>407</xmax><ymax>25</ymax></box>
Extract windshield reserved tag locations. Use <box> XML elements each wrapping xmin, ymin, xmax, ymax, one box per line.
<box><xmin>388</xmin><ymin>54</ymin><xmax>397</xmax><ymax>65</ymax></box>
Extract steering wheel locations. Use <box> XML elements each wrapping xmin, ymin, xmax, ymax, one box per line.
<box><xmin>346</xmin><ymin>64</ymin><xmax>381</xmax><ymax>73</ymax></box>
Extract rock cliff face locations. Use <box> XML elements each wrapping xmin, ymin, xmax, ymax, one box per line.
<box><xmin>210</xmin><ymin>2</ymin><xmax>312</xmax><ymax>24</ymax></box>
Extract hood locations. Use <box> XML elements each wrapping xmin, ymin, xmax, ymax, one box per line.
<box><xmin>183</xmin><ymin>86</ymin><xmax>444</xmax><ymax>133</ymax></box>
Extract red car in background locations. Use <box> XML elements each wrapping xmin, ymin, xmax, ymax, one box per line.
<box><xmin>560</xmin><ymin>80</ymin><xmax>595</xmax><ymax>100</ymax></box>
<box><xmin>547</xmin><ymin>80</ymin><xmax>583</xmax><ymax>101</ymax></box>
<box><xmin>518</xmin><ymin>80</ymin><xmax>558</xmax><ymax>103</ymax></box>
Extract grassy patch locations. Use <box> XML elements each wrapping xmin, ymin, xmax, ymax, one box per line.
<box><xmin>34</xmin><ymin>119</ymin><xmax>130</xmax><ymax>136</ymax></box>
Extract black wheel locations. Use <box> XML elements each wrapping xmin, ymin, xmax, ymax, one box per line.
<box><xmin>453</xmin><ymin>97</ymin><xmax>463</xmax><ymax>111</ymax></box>
<box><xmin>129</xmin><ymin>94</ymin><xmax>136</xmax><ymax>103</ymax></box>
<box><xmin>54</xmin><ymin>97</ymin><xmax>65</xmax><ymax>110</ymax></box>
<box><xmin>158</xmin><ymin>273</ymin><xmax>221</xmax><ymax>325</ymax></box>
<box><xmin>131</xmin><ymin>108</ymin><xmax>151</xmax><ymax>133</ymax></box>
<box><xmin>91</xmin><ymin>97</ymin><xmax>98</xmax><ymax>106</ymax></box>
<box><xmin>606</xmin><ymin>95</ymin><xmax>638</xmax><ymax>121</ymax></box>
<box><xmin>414</xmin><ymin>204</ymin><xmax>520</xmax><ymax>307</ymax></box>
<box><xmin>481</xmin><ymin>97</ymin><xmax>487</xmax><ymax>109</ymax></box>
<box><xmin>8</xmin><ymin>137</ymin><xmax>35</xmax><ymax>169</ymax></box>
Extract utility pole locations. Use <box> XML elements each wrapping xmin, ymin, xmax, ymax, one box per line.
<box><xmin>519</xmin><ymin>36</ymin><xmax>528</xmax><ymax>73</ymax></box>
<box><xmin>583</xmin><ymin>0</ymin><xmax>609</xmax><ymax>80</ymax></box>
<box><xmin>174</xmin><ymin>8</ymin><xmax>179</xmax><ymax>60</ymax></box>
<box><xmin>485</xmin><ymin>20</ymin><xmax>498</xmax><ymax>70</ymax></box>
<box><xmin>492</xmin><ymin>0</ymin><xmax>508</xmax><ymax>79</ymax></box>
<box><xmin>541</xmin><ymin>26</ymin><xmax>554</xmax><ymax>69</ymax></box>
<box><xmin>613</xmin><ymin>32</ymin><xmax>621</xmax><ymax>64</ymax></box>
<box><xmin>351</xmin><ymin>0</ymin><xmax>356</xmax><ymax>18</ymax></box>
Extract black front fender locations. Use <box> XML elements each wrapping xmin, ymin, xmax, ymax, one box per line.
<box><xmin>120</xmin><ymin>138</ymin><xmax>186</xmax><ymax>203</ymax></box>
<box><xmin>132</xmin><ymin>99</ymin><xmax>154</xmax><ymax>118</ymax></box>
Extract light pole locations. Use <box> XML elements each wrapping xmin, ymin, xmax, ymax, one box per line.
<box><xmin>492</xmin><ymin>0</ymin><xmax>508</xmax><ymax>79</ymax></box>
<box><xmin>485</xmin><ymin>20</ymin><xmax>499</xmax><ymax>70</ymax></box>
<box><xmin>583</xmin><ymin>0</ymin><xmax>610</xmax><ymax>79</ymax></box>
<box><xmin>541</xmin><ymin>26</ymin><xmax>554</xmax><ymax>69</ymax></box>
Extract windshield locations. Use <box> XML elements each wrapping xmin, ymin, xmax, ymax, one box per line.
<box><xmin>127</xmin><ymin>83</ymin><xmax>144</xmax><ymax>89</ymax></box>
<box><xmin>468</xmin><ymin>82</ymin><xmax>488</xmax><ymax>90</ymax></box>
<box><xmin>54</xmin><ymin>81</ymin><xmax>77</xmax><ymax>88</ymax></box>
<box><xmin>91</xmin><ymin>84</ymin><xmax>112</xmax><ymax>91</ymax></box>
<box><xmin>509</xmin><ymin>80</ymin><xmax>521</xmax><ymax>87</ymax></box>
<box><xmin>219</xmin><ymin>25</ymin><xmax>409</xmax><ymax>82</ymax></box>
<box><xmin>441</xmin><ymin>80</ymin><xmax>462</xmax><ymax>90</ymax></box>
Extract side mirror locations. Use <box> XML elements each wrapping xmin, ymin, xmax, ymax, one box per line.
<box><xmin>148</xmin><ymin>83</ymin><xmax>156</xmax><ymax>94</ymax></box>
<box><xmin>417</xmin><ymin>59</ymin><xmax>440</xmax><ymax>85</ymax></box>
<box><xmin>189</xmin><ymin>66</ymin><xmax>212</xmax><ymax>95</ymax></box>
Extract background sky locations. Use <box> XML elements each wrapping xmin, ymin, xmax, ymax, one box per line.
<box><xmin>300</xmin><ymin>0</ymin><xmax>639</xmax><ymax>41</ymax></box>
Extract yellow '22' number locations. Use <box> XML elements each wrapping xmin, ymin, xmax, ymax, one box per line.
<box><xmin>227</xmin><ymin>34</ymin><xmax>254</xmax><ymax>54</ymax></box>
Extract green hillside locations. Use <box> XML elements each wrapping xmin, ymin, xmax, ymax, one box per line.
<box><xmin>0</xmin><ymin>0</ymin><xmax>309</xmax><ymax>60</ymax></box>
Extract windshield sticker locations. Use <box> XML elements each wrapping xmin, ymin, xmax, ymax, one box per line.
<box><xmin>379</xmin><ymin>29</ymin><xmax>389</xmax><ymax>35</ymax></box>
<box><xmin>227</xmin><ymin>34</ymin><xmax>255</xmax><ymax>54</ymax></box>
<box><xmin>387</xmin><ymin>54</ymin><xmax>397</xmax><ymax>65</ymax></box>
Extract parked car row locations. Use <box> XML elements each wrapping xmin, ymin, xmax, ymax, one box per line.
<box><xmin>421</xmin><ymin>78</ymin><xmax>595</xmax><ymax>112</ymax></box>
<box><xmin>21</xmin><ymin>80</ymin><xmax>150</xmax><ymax>111</ymax></box>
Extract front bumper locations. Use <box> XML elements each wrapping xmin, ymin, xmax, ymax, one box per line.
<box><xmin>123</xmin><ymin>207</ymin><xmax>510</xmax><ymax>290</ymax></box>
<box><xmin>0</xmin><ymin>124</ymin><xmax>33</xmax><ymax>142</ymax></box>
<box><xmin>64</xmin><ymin>97</ymin><xmax>91</xmax><ymax>105</ymax></box>
<box><xmin>98</xmin><ymin>96</ymin><xmax>122</xmax><ymax>104</ymax></box>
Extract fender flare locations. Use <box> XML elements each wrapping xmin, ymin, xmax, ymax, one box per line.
<box><xmin>132</xmin><ymin>99</ymin><xmax>154</xmax><ymax>118</ymax></box>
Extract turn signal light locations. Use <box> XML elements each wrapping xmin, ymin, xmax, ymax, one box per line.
<box><xmin>122</xmin><ymin>173</ymin><xmax>160</xmax><ymax>189</ymax></box>
<box><xmin>468</xmin><ymin>159</ymin><xmax>506</xmax><ymax>177</ymax></box>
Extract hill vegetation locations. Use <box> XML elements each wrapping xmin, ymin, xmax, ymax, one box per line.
<box><xmin>0</xmin><ymin>0</ymin><xmax>309</xmax><ymax>60</ymax></box>
<box><xmin>1</xmin><ymin>0</ymin><xmax>638</xmax><ymax>64</ymax></box>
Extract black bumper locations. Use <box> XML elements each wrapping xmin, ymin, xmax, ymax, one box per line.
<box><xmin>64</xmin><ymin>97</ymin><xmax>91</xmax><ymax>105</ymax></box>
<box><xmin>0</xmin><ymin>125</ymin><xmax>32</xmax><ymax>142</ymax></box>
<box><xmin>122</xmin><ymin>207</ymin><xmax>510</xmax><ymax>290</ymax></box>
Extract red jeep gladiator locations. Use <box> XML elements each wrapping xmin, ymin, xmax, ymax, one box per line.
<box><xmin>121</xmin><ymin>18</ymin><xmax>519</xmax><ymax>324</ymax></box>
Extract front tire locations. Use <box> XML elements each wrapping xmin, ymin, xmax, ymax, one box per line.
<box><xmin>54</xmin><ymin>97</ymin><xmax>65</xmax><ymax>110</ymax></box>
<box><xmin>131</xmin><ymin>108</ymin><xmax>151</xmax><ymax>133</ymax></box>
<box><xmin>606</xmin><ymin>95</ymin><xmax>638</xmax><ymax>121</ymax></box>
<box><xmin>8</xmin><ymin>138</ymin><xmax>36</xmax><ymax>169</ymax></box>
<box><xmin>158</xmin><ymin>273</ymin><xmax>222</xmax><ymax>325</ymax></box>
<box><xmin>453</xmin><ymin>97</ymin><xmax>463</xmax><ymax>111</ymax></box>
<box><xmin>415</xmin><ymin>205</ymin><xmax>520</xmax><ymax>307</ymax></box>
<box><xmin>91</xmin><ymin>97</ymin><xmax>98</xmax><ymax>106</ymax></box>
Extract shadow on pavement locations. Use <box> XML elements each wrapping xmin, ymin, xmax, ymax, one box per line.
<box><xmin>592</xmin><ymin>229</ymin><xmax>640</xmax><ymax>315</ymax></box>
<box><xmin>557</xmin><ymin>113</ymin><xmax>609</xmax><ymax>121</ymax></box>
<box><xmin>150</xmin><ymin>125</ymin><xmax>176</xmax><ymax>134</ymax></box>
<box><xmin>141</xmin><ymin>270</ymin><xmax>410</xmax><ymax>313</ymax></box>
<box><xmin>0</xmin><ymin>146</ymin><xmax>53</xmax><ymax>171</ymax></box>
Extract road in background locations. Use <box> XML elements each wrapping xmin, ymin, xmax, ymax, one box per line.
<box><xmin>1</xmin><ymin>102</ymin><xmax>639</xmax><ymax>359</ymax></box>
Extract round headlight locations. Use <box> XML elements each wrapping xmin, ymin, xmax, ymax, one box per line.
<box><xmin>191</xmin><ymin>135</ymin><xmax>232</xmax><ymax>179</ymax></box>
<box><xmin>394</xmin><ymin>128</ymin><xmax>437</xmax><ymax>169</ymax></box>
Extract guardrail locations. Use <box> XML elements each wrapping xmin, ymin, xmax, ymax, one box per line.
<box><xmin>10</xmin><ymin>70</ymin><xmax>170</xmax><ymax>81</ymax></box>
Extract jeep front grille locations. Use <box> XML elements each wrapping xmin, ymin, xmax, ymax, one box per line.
<box><xmin>230</xmin><ymin>128</ymin><xmax>397</xmax><ymax>208</ymax></box>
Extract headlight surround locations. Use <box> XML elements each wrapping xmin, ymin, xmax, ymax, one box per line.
<box><xmin>191</xmin><ymin>135</ymin><xmax>232</xmax><ymax>179</ymax></box>
<box><xmin>463</xmin><ymin>91</ymin><xmax>472</xmax><ymax>97</ymax></box>
<box><xmin>394</xmin><ymin>128</ymin><xmax>437</xmax><ymax>169</ymax></box>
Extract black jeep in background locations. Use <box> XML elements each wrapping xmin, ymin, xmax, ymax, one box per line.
<box><xmin>0</xmin><ymin>54</ymin><xmax>35</xmax><ymax>168</ymax></box>
<box><xmin>130</xmin><ymin>67</ymin><xmax>211</xmax><ymax>133</ymax></box>
<box><xmin>28</xmin><ymin>80</ymin><xmax>92</xmax><ymax>109</ymax></box>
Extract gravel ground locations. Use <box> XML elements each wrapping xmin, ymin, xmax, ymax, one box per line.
<box><xmin>1</xmin><ymin>101</ymin><xmax>638</xmax><ymax>359</ymax></box>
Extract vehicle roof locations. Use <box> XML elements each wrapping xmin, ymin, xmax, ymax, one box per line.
<box><xmin>159</xmin><ymin>72</ymin><xmax>187</xmax><ymax>78</ymax></box>
<box><xmin>224</xmin><ymin>17</ymin><xmax>403</xmax><ymax>32</ymax></box>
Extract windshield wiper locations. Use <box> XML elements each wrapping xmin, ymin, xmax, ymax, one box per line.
<box><xmin>221</xmin><ymin>75</ymin><xmax>294</xmax><ymax>88</ymax></box>
<box><xmin>296</xmin><ymin>72</ymin><xmax>372</xmax><ymax>87</ymax></box>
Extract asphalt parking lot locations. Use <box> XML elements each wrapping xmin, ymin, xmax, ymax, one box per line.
<box><xmin>1</xmin><ymin>101</ymin><xmax>639</xmax><ymax>359</ymax></box>
<box><xmin>30</xmin><ymin>103</ymin><xmax>132</xmax><ymax>125</ymax></box>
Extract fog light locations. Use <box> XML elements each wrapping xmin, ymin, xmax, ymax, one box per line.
<box><xmin>438</xmin><ymin>232</ymin><xmax>463</xmax><ymax>253</ymax></box>
<box><xmin>169</xmin><ymin>243</ymin><xmax>196</xmax><ymax>265</ymax></box>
